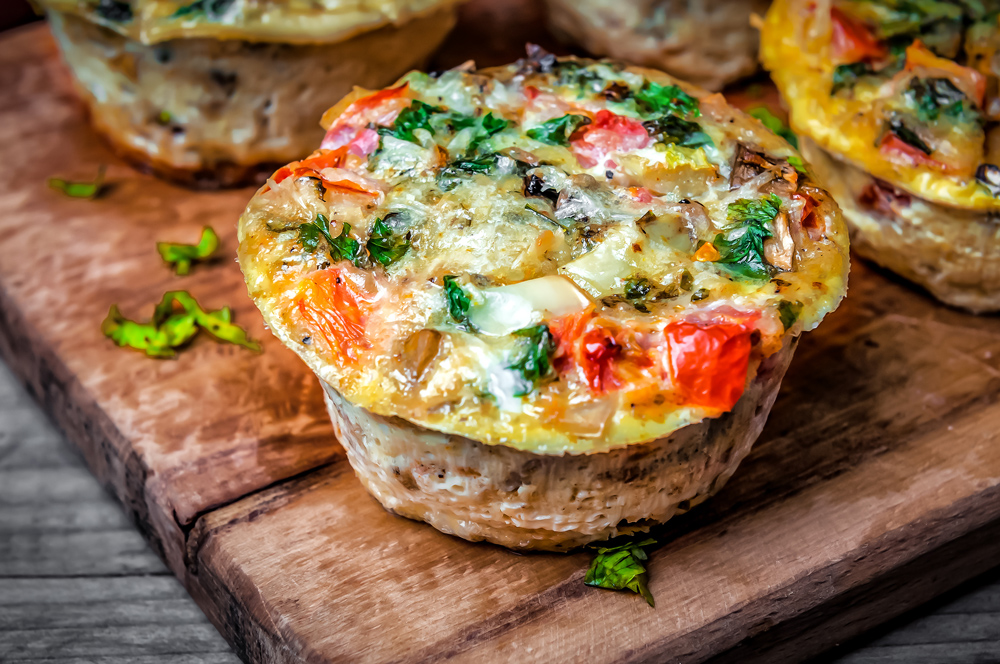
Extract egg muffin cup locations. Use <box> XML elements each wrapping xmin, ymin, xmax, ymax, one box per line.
<box><xmin>43</xmin><ymin>1</ymin><xmax>460</xmax><ymax>188</ymax></box>
<box><xmin>238</xmin><ymin>51</ymin><xmax>849</xmax><ymax>550</ymax></box>
<box><xmin>761</xmin><ymin>0</ymin><xmax>1000</xmax><ymax>311</ymax></box>
<box><xmin>542</xmin><ymin>0</ymin><xmax>771</xmax><ymax>91</ymax></box>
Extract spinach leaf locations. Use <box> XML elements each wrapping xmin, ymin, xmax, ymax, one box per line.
<box><xmin>443</xmin><ymin>275</ymin><xmax>472</xmax><ymax>326</ymax></box>
<box><xmin>379</xmin><ymin>100</ymin><xmax>445</xmax><ymax>144</ymax></box>
<box><xmin>642</xmin><ymin>114</ymin><xmax>713</xmax><ymax>148</ymax></box>
<box><xmin>366</xmin><ymin>218</ymin><xmax>410</xmax><ymax>267</ymax></box>
<box><xmin>906</xmin><ymin>77</ymin><xmax>977</xmax><ymax>123</ymax></box>
<box><xmin>507</xmin><ymin>325</ymin><xmax>556</xmax><ymax>396</ymax></box>
<box><xmin>778</xmin><ymin>300</ymin><xmax>804</xmax><ymax>331</ymax></box>
<box><xmin>634</xmin><ymin>81</ymin><xmax>700</xmax><ymax>117</ymax></box>
<box><xmin>526</xmin><ymin>114</ymin><xmax>592</xmax><ymax>146</ymax></box>
<box><xmin>298</xmin><ymin>214</ymin><xmax>361</xmax><ymax>263</ymax></box>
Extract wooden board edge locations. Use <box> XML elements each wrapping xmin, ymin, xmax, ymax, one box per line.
<box><xmin>0</xmin><ymin>281</ymin><xmax>188</xmax><ymax>574</ymax></box>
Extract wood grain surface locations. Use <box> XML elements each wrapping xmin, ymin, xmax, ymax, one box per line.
<box><xmin>3</xmin><ymin>3</ymin><xmax>1000</xmax><ymax>662</ymax></box>
<box><xmin>3</xmin><ymin>359</ymin><xmax>999</xmax><ymax>664</ymax></box>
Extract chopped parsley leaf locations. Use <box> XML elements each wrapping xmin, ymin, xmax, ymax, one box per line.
<box><xmin>832</xmin><ymin>62</ymin><xmax>875</xmax><ymax>93</ymax></box>
<box><xmin>443</xmin><ymin>275</ymin><xmax>472</xmax><ymax>326</ymax></box>
<box><xmin>778</xmin><ymin>300</ymin><xmax>804</xmax><ymax>331</ymax></box>
<box><xmin>298</xmin><ymin>214</ymin><xmax>361</xmax><ymax>264</ymax></box>
<box><xmin>713</xmin><ymin>194</ymin><xmax>781</xmax><ymax>280</ymax></box>
<box><xmin>379</xmin><ymin>100</ymin><xmax>445</xmax><ymax>144</ymax></box>
<box><xmin>157</xmin><ymin>227</ymin><xmax>219</xmax><ymax>275</ymax></box>
<box><xmin>584</xmin><ymin>538</ymin><xmax>656</xmax><ymax>607</ymax></box>
<box><xmin>366</xmin><ymin>218</ymin><xmax>410</xmax><ymax>267</ymax></box>
<box><xmin>102</xmin><ymin>290</ymin><xmax>260</xmax><ymax>358</ymax></box>
<box><xmin>527</xmin><ymin>114</ymin><xmax>592</xmax><ymax>146</ymax></box>
<box><xmin>507</xmin><ymin>325</ymin><xmax>556</xmax><ymax>396</ymax></box>
<box><xmin>906</xmin><ymin>77</ymin><xmax>977</xmax><ymax>124</ymax></box>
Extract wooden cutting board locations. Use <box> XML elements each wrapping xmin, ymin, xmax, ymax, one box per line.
<box><xmin>4</xmin><ymin>5</ymin><xmax>1000</xmax><ymax>663</ymax></box>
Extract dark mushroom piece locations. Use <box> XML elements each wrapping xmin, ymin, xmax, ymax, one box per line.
<box><xmin>976</xmin><ymin>164</ymin><xmax>1000</xmax><ymax>197</ymax></box>
<box><xmin>730</xmin><ymin>144</ymin><xmax>798</xmax><ymax>196</ymax></box>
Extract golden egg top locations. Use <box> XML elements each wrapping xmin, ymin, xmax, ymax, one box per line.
<box><xmin>237</xmin><ymin>54</ymin><xmax>850</xmax><ymax>454</ymax></box>
<box><xmin>762</xmin><ymin>0</ymin><xmax>1000</xmax><ymax>211</ymax></box>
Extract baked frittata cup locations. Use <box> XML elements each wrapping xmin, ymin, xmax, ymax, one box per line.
<box><xmin>542</xmin><ymin>0</ymin><xmax>772</xmax><ymax>91</ymax></box>
<box><xmin>237</xmin><ymin>51</ymin><xmax>850</xmax><ymax>551</ymax></box>
<box><xmin>761</xmin><ymin>0</ymin><xmax>1000</xmax><ymax>312</ymax></box>
<box><xmin>41</xmin><ymin>1</ymin><xmax>461</xmax><ymax>189</ymax></box>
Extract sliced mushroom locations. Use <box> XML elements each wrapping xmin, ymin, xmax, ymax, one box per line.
<box><xmin>764</xmin><ymin>211</ymin><xmax>795</xmax><ymax>272</ymax></box>
<box><xmin>730</xmin><ymin>144</ymin><xmax>798</xmax><ymax>196</ymax></box>
<box><xmin>398</xmin><ymin>329</ymin><xmax>442</xmax><ymax>384</ymax></box>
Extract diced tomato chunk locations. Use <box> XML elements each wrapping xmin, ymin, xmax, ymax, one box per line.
<box><xmin>296</xmin><ymin>268</ymin><xmax>374</xmax><ymax>362</ymax></box>
<box><xmin>793</xmin><ymin>192</ymin><xmax>819</xmax><ymax>230</ymax></box>
<box><xmin>580</xmin><ymin>327</ymin><xmax>622</xmax><ymax>393</ymax></box>
<box><xmin>878</xmin><ymin>133</ymin><xmax>942</xmax><ymax>168</ymax></box>
<box><xmin>571</xmin><ymin>110</ymin><xmax>651</xmax><ymax>168</ymax></box>
<box><xmin>830</xmin><ymin>7</ymin><xmax>886</xmax><ymax>62</ymax></box>
<box><xmin>664</xmin><ymin>320</ymin><xmax>753</xmax><ymax>411</ymax></box>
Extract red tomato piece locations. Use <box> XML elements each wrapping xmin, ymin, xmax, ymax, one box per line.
<box><xmin>571</xmin><ymin>110</ymin><xmax>651</xmax><ymax>168</ymax></box>
<box><xmin>830</xmin><ymin>7</ymin><xmax>886</xmax><ymax>62</ymax></box>
<box><xmin>793</xmin><ymin>191</ymin><xmax>819</xmax><ymax>230</ymax></box>
<box><xmin>878</xmin><ymin>133</ymin><xmax>942</xmax><ymax>169</ymax></box>
<box><xmin>664</xmin><ymin>321</ymin><xmax>753</xmax><ymax>411</ymax></box>
<box><xmin>296</xmin><ymin>269</ymin><xmax>374</xmax><ymax>362</ymax></box>
<box><xmin>580</xmin><ymin>327</ymin><xmax>622</xmax><ymax>393</ymax></box>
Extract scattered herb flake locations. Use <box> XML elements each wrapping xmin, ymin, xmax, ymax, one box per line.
<box><xmin>172</xmin><ymin>0</ymin><xmax>235</xmax><ymax>19</ymax></box>
<box><xmin>713</xmin><ymin>194</ymin><xmax>781</xmax><ymax>280</ymax></box>
<box><xmin>906</xmin><ymin>77</ymin><xmax>977</xmax><ymax>124</ymax></box>
<box><xmin>102</xmin><ymin>290</ymin><xmax>260</xmax><ymax>358</ymax></box>
<box><xmin>48</xmin><ymin>165</ymin><xmax>106</xmax><ymax>199</ymax></box>
<box><xmin>527</xmin><ymin>114</ymin><xmax>592</xmax><ymax>146</ymax></box>
<box><xmin>157</xmin><ymin>226</ymin><xmax>219</xmax><ymax>275</ymax></box>
<box><xmin>584</xmin><ymin>538</ymin><xmax>656</xmax><ymax>607</ymax></box>
<box><xmin>831</xmin><ymin>62</ymin><xmax>874</xmax><ymax>93</ymax></box>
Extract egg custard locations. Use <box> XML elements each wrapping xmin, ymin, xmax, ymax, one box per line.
<box><xmin>762</xmin><ymin>0</ymin><xmax>1000</xmax><ymax>311</ymax></box>
<box><xmin>41</xmin><ymin>0</ymin><xmax>461</xmax><ymax>188</ymax></box>
<box><xmin>237</xmin><ymin>51</ymin><xmax>849</xmax><ymax>550</ymax></box>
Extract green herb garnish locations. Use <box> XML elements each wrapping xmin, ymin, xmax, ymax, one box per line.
<box><xmin>366</xmin><ymin>218</ymin><xmax>410</xmax><ymax>267</ymax></box>
<box><xmin>157</xmin><ymin>227</ymin><xmax>219</xmax><ymax>275</ymax></box>
<box><xmin>713</xmin><ymin>194</ymin><xmax>781</xmax><ymax>280</ymax></box>
<box><xmin>527</xmin><ymin>114</ymin><xmax>592</xmax><ymax>146</ymax></box>
<box><xmin>102</xmin><ymin>290</ymin><xmax>260</xmax><ymax>358</ymax></box>
<box><xmin>584</xmin><ymin>538</ymin><xmax>656</xmax><ymax>607</ymax></box>
<box><xmin>437</xmin><ymin>153</ymin><xmax>530</xmax><ymax>191</ymax></box>
<box><xmin>380</xmin><ymin>100</ymin><xmax>444</xmax><ymax>144</ymax></box>
<box><xmin>748</xmin><ymin>107</ymin><xmax>799</xmax><ymax>149</ymax></box>
<box><xmin>906</xmin><ymin>77</ymin><xmax>977</xmax><ymax>124</ymax></box>
<box><xmin>642</xmin><ymin>114</ymin><xmax>713</xmax><ymax>148</ymax></box>
<box><xmin>48</xmin><ymin>165</ymin><xmax>106</xmax><ymax>199</ymax></box>
<box><xmin>443</xmin><ymin>275</ymin><xmax>472</xmax><ymax>326</ymax></box>
<box><xmin>832</xmin><ymin>62</ymin><xmax>875</xmax><ymax>93</ymax></box>
<box><xmin>507</xmin><ymin>325</ymin><xmax>556</xmax><ymax>396</ymax></box>
<box><xmin>172</xmin><ymin>0</ymin><xmax>234</xmax><ymax>18</ymax></box>
<box><xmin>635</xmin><ymin>81</ymin><xmax>700</xmax><ymax>117</ymax></box>
<box><xmin>299</xmin><ymin>214</ymin><xmax>361</xmax><ymax>263</ymax></box>
<box><xmin>778</xmin><ymin>300</ymin><xmax>804</xmax><ymax>331</ymax></box>
<box><xmin>788</xmin><ymin>155</ymin><xmax>808</xmax><ymax>175</ymax></box>
<box><xmin>447</xmin><ymin>111</ymin><xmax>510</xmax><ymax>154</ymax></box>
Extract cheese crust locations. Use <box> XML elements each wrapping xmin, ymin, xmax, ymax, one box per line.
<box><xmin>237</xmin><ymin>54</ymin><xmax>849</xmax><ymax>456</ymax></box>
<box><xmin>761</xmin><ymin>0</ymin><xmax>1000</xmax><ymax>212</ymax></box>
<box><xmin>542</xmin><ymin>0</ymin><xmax>770</xmax><ymax>91</ymax></box>
<box><xmin>46</xmin><ymin>8</ymin><xmax>457</xmax><ymax>186</ymax></box>
<box><xmin>40</xmin><ymin>0</ymin><xmax>464</xmax><ymax>45</ymax></box>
